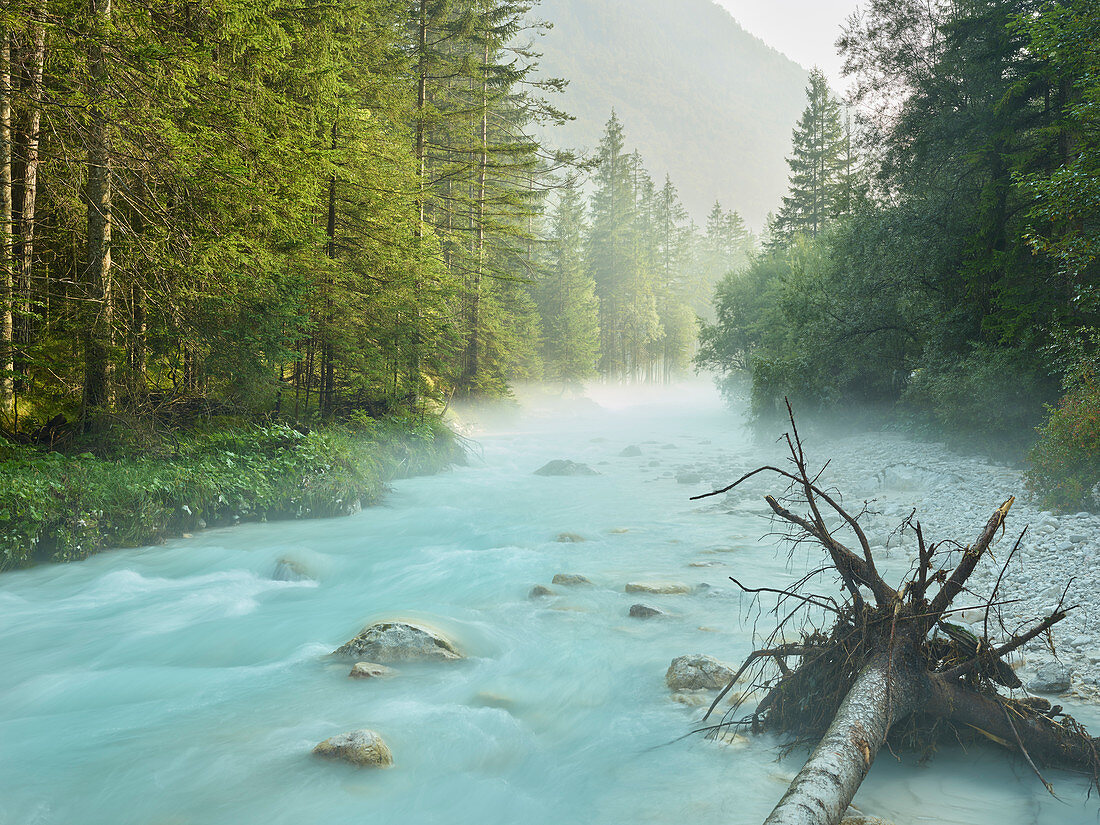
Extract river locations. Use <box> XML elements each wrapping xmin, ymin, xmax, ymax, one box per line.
<box><xmin>1</xmin><ymin>383</ymin><xmax>1096</xmax><ymax>825</ymax></box>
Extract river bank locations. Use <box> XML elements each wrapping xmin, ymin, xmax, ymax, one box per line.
<box><xmin>693</xmin><ymin>424</ymin><xmax>1100</xmax><ymax>702</ymax></box>
<box><xmin>0</xmin><ymin>417</ymin><xmax>463</xmax><ymax>572</ymax></box>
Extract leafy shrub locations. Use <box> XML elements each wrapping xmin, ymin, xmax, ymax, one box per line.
<box><xmin>1027</xmin><ymin>373</ymin><xmax>1100</xmax><ymax>511</ymax></box>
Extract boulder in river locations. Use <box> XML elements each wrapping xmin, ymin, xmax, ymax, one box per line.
<box><xmin>620</xmin><ymin>445</ymin><xmax>643</xmax><ymax>457</ymax></box>
<box><xmin>332</xmin><ymin>621</ymin><xmax>462</xmax><ymax>662</ymax></box>
<box><xmin>552</xmin><ymin>573</ymin><xmax>592</xmax><ymax>586</ymax></box>
<box><xmin>313</xmin><ymin>730</ymin><xmax>393</xmax><ymax>767</ymax></box>
<box><xmin>555</xmin><ymin>532</ymin><xmax>586</xmax><ymax>543</ymax></box>
<box><xmin>534</xmin><ymin>460</ymin><xmax>599</xmax><ymax>477</ymax></box>
<box><xmin>529</xmin><ymin>585</ymin><xmax>555</xmax><ymax>598</ymax></box>
<box><xmin>666</xmin><ymin>654</ymin><xmax>736</xmax><ymax>690</ymax></box>
<box><xmin>1027</xmin><ymin>662</ymin><xmax>1072</xmax><ymax>693</ymax></box>
<box><xmin>675</xmin><ymin>472</ymin><xmax>702</xmax><ymax>484</ymax></box>
<box><xmin>625</xmin><ymin>581</ymin><xmax>691</xmax><ymax>595</ymax></box>
<box><xmin>349</xmin><ymin>662</ymin><xmax>396</xmax><ymax>680</ymax></box>
<box><xmin>272</xmin><ymin>557</ymin><xmax>312</xmax><ymax>582</ymax></box>
<box><xmin>629</xmin><ymin>603</ymin><xmax>665</xmax><ymax>619</ymax></box>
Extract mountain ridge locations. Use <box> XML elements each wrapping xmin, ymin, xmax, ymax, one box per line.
<box><xmin>533</xmin><ymin>0</ymin><xmax>810</xmax><ymax>228</ymax></box>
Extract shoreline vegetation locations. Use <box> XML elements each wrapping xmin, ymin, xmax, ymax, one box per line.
<box><xmin>0</xmin><ymin>417</ymin><xmax>463</xmax><ymax>572</ymax></box>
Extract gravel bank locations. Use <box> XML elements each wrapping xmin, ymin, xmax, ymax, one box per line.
<box><xmin>706</xmin><ymin>431</ymin><xmax>1099</xmax><ymax>701</ymax></box>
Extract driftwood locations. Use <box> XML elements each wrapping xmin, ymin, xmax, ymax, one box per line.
<box><xmin>693</xmin><ymin>403</ymin><xmax>1099</xmax><ymax>825</ymax></box>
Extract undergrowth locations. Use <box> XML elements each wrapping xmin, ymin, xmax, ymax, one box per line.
<box><xmin>0</xmin><ymin>416</ymin><xmax>461</xmax><ymax>571</ymax></box>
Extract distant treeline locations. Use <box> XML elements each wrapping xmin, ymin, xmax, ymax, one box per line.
<box><xmin>698</xmin><ymin>0</ymin><xmax>1100</xmax><ymax>509</ymax></box>
<box><xmin>0</xmin><ymin>0</ymin><xmax>758</xmax><ymax>439</ymax></box>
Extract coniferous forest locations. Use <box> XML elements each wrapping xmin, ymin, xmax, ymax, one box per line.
<box><xmin>0</xmin><ymin>0</ymin><xmax>750</xmax><ymax>437</ymax></box>
<box><xmin>698</xmin><ymin>0</ymin><xmax>1100</xmax><ymax>509</ymax></box>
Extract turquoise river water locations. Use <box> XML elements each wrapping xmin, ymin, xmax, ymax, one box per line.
<box><xmin>1</xmin><ymin>385</ymin><xmax>1097</xmax><ymax>825</ymax></box>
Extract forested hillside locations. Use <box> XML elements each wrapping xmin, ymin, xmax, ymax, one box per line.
<box><xmin>698</xmin><ymin>0</ymin><xmax>1100</xmax><ymax>510</ymax></box>
<box><xmin>0</xmin><ymin>0</ymin><xmax>765</xmax><ymax>445</ymax></box>
<box><xmin>533</xmin><ymin>0</ymin><xmax>810</xmax><ymax>226</ymax></box>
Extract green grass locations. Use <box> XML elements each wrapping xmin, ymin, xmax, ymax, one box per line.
<box><xmin>0</xmin><ymin>416</ymin><xmax>462</xmax><ymax>571</ymax></box>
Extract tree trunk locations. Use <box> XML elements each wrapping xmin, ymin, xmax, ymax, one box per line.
<box><xmin>0</xmin><ymin>20</ymin><xmax>13</xmax><ymax>419</ymax></box>
<box><xmin>83</xmin><ymin>0</ymin><xmax>113</xmax><ymax>415</ymax></box>
<box><xmin>764</xmin><ymin>644</ymin><xmax>927</xmax><ymax>825</ymax></box>
<box><xmin>462</xmin><ymin>39</ymin><xmax>489</xmax><ymax>393</ymax></box>
<box><xmin>321</xmin><ymin>118</ymin><xmax>337</xmax><ymax>421</ymax></box>
<box><xmin>16</xmin><ymin>0</ymin><xmax>44</xmax><ymax>402</ymax></box>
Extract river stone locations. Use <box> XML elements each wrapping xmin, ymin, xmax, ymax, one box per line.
<box><xmin>534</xmin><ymin>460</ymin><xmax>599</xmax><ymax>477</ymax></box>
<box><xmin>552</xmin><ymin>573</ymin><xmax>592</xmax><ymax>586</ymax></box>
<box><xmin>332</xmin><ymin>621</ymin><xmax>461</xmax><ymax>662</ymax></box>
<box><xmin>629</xmin><ymin>603</ymin><xmax>664</xmax><ymax>619</ymax></box>
<box><xmin>312</xmin><ymin>730</ymin><xmax>393</xmax><ymax>767</ymax></box>
<box><xmin>529</xmin><ymin>585</ymin><xmax>555</xmax><ymax>598</ymax></box>
<box><xmin>349</xmin><ymin>662</ymin><xmax>396</xmax><ymax>679</ymax></box>
<box><xmin>666</xmin><ymin>654</ymin><xmax>736</xmax><ymax>690</ymax></box>
<box><xmin>620</xmin><ymin>445</ymin><xmax>643</xmax><ymax>457</ymax></box>
<box><xmin>556</xmin><ymin>532</ymin><xmax>586</xmax><ymax>543</ymax></box>
<box><xmin>840</xmin><ymin>817</ymin><xmax>894</xmax><ymax>825</ymax></box>
<box><xmin>273</xmin><ymin>557</ymin><xmax>311</xmax><ymax>582</ymax></box>
<box><xmin>675</xmin><ymin>472</ymin><xmax>703</xmax><ymax>484</ymax></box>
<box><xmin>626</xmin><ymin>581</ymin><xmax>691</xmax><ymax>595</ymax></box>
<box><xmin>1028</xmin><ymin>662</ymin><xmax>1072</xmax><ymax>693</ymax></box>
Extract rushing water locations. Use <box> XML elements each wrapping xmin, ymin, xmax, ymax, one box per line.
<box><xmin>1</xmin><ymin>384</ymin><xmax>1097</xmax><ymax>825</ymax></box>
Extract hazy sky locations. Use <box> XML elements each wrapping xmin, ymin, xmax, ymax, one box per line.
<box><xmin>713</xmin><ymin>0</ymin><xmax>861</xmax><ymax>85</ymax></box>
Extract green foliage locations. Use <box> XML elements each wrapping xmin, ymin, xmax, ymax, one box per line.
<box><xmin>0</xmin><ymin>419</ymin><xmax>460</xmax><ymax>571</ymax></box>
<box><xmin>1027</xmin><ymin>373</ymin><xmax>1100</xmax><ymax>511</ymax></box>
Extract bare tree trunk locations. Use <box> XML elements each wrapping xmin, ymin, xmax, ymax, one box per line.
<box><xmin>321</xmin><ymin>118</ymin><xmax>337</xmax><ymax>421</ymax></box>
<box><xmin>16</xmin><ymin>0</ymin><xmax>44</xmax><ymax>402</ymax></box>
<box><xmin>764</xmin><ymin>646</ymin><xmax>926</xmax><ymax>825</ymax></box>
<box><xmin>462</xmin><ymin>39</ymin><xmax>489</xmax><ymax>394</ymax></box>
<box><xmin>83</xmin><ymin>0</ymin><xmax>114</xmax><ymax>415</ymax></box>
<box><xmin>0</xmin><ymin>19</ymin><xmax>13</xmax><ymax>420</ymax></box>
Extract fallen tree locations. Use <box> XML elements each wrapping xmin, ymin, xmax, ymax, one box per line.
<box><xmin>693</xmin><ymin>404</ymin><xmax>1099</xmax><ymax>825</ymax></box>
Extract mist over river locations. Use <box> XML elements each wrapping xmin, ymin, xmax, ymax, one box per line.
<box><xmin>1</xmin><ymin>384</ymin><xmax>1097</xmax><ymax>825</ymax></box>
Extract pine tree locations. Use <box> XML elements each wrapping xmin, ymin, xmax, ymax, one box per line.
<box><xmin>773</xmin><ymin>68</ymin><xmax>848</xmax><ymax>244</ymax></box>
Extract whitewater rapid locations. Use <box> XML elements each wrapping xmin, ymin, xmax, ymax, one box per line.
<box><xmin>0</xmin><ymin>384</ymin><xmax>1096</xmax><ymax>825</ymax></box>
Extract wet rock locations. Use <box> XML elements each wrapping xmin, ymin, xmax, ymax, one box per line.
<box><xmin>272</xmin><ymin>557</ymin><xmax>312</xmax><ymax>582</ymax></box>
<box><xmin>471</xmin><ymin>692</ymin><xmax>514</xmax><ymax>711</ymax></box>
<box><xmin>529</xmin><ymin>585</ymin><xmax>555</xmax><ymax>598</ymax></box>
<box><xmin>675</xmin><ymin>472</ymin><xmax>702</xmax><ymax>484</ymax></box>
<box><xmin>349</xmin><ymin>662</ymin><xmax>396</xmax><ymax>680</ymax></box>
<box><xmin>629</xmin><ymin>603</ymin><xmax>665</xmax><ymax>619</ymax></box>
<box><xmin>333</xmin><ymin>621</ymin><xmax>461</xmax><ymax>663</ymax></box>
<box><xmin>552</xmin><ymin>573</ymin><xmax>592</xmax><ymax>586</ymax></box>
<box><xmin>555</xmin><ymin>532</ymin><xmax>586</xmax><ymax>543</ymax></box>
<box><xmin>626</xmin><ymin>581</ymin><xmax>691</xmax><ymax>595</ymax></box>
<box><xmin>534</xmin><ymin>460</ymin><xmax>599</xmax><ymax>477</ymax></box>
<box><xmin>666</xmin><ymin>654</ymin><xmax>736</xmax><ymax>690</ymax></box>
<box><xmin>312</xmin><ymin>730</ymin><xmax>393</xmax><ymax>768</ymax></box>
<box><xmin>1028</xmin><ymin>662</ymin><xmax>1072</xmax><ymax>693</ymax></box>
<box><xmin>620</xmin><ymin>445</ymin><xmax>643</xmax><ymax>457</ymax></box>
<box><xmin>840</xmin><ymin>817</ymin><xmax>894</xmax><ymax>825</ymax></box>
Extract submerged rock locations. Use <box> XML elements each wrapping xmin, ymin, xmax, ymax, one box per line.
<box><xmin>534</xmin><ymin>460</ymin><xmax>599</xmax><ymax>477</ymax></box>
<box><xmin>349</xmin><ymin>662</ymin><xmax>396</xmax><ymax>680</ymax></box>
<box><xmin>313</xmin><ymin>730</ymin><xmax>393</xmax><ymax>768</ymax></box>
<box><xmin>555</xmin><ymin>532</ymin><xmax>586</xmax><ymax>543</ymax></box>
<box><xmin>666</xmin><ymin>654</ymin><xmax>736</xmax><ymax>690</ymax></box>
<box><xmin>552</xmin><ymin>573</ymin><xmax>592</xmax><ymax>586</ymax></box>
<box><xmin>675</xmin><ymin>472</ymin><xmax>703</xmax><ymax>484</ymax></box>
<box><xmin>272</xmin><ymin>557</ymin><xmax>312</xmax><ymax>582</ymax></box>
<box><xmin>529</xmin><ymin>585</ymin><xmax>555</xmax><ymax>598</ymax></box>
<box><xmin>629</xmin><ymin>603</ymin><xmax>665</xmax><ymax>619</ymax></box>
<box><xmin>620</xmin><ymin>445</ymin><xmax>643</xmax><ymax>457</ymax></box>
<box><xmin>332</xmin><ymin>621</ymin><xmax>462</xmax><ymax>663</ymax></box>
<box><xmin>625</xmin><ymin>581</ymin><xmax>691</xmax><ymax>595</ymax></box>
<box><xmin>1028</xmin><ymin>662</ymin><xmax>1072</xmax><ymax>693</ymax></box>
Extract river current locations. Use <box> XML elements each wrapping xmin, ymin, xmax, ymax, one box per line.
<box><xmin>1</xmin><ymin>384</ymin><xmax>1096</xmax><ymax>825</ymax></box>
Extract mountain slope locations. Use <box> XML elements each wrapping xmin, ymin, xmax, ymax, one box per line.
<box><xmin>533</xmin><ymin>0</ymin><xmax>810</xmax><ymax>227</ymax></box>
